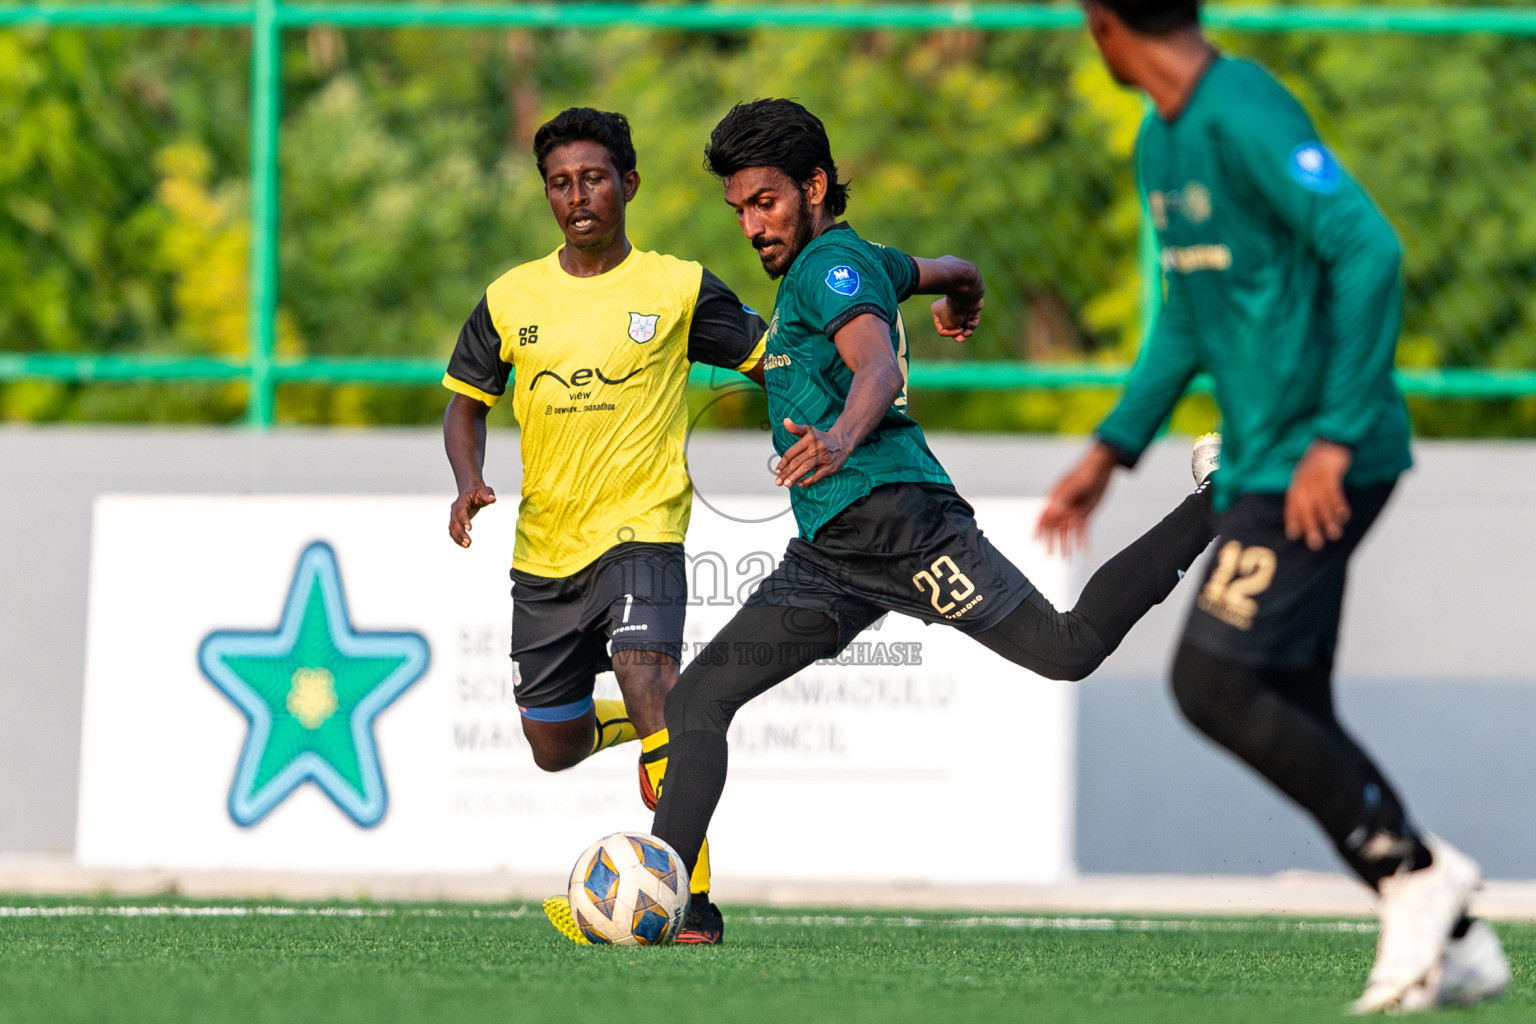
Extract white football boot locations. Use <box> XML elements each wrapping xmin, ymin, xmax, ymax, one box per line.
<box><xmin>1437</xmin><ymin>919</ymin><xmax>1512</xmax><ymax>1007</ymax></box>
<box><xmin>1351</xmin><ymin>836</ymin><xmax>1481</xmax><ymax>1014</ymax></box>
<box><xmin>1396</xmin><ymin>919</ymin><xmax>1511</xmax><ymax>1012</ymax></box>
<box><xmin>1191</xmin><ymin>432</ymin><xmax>1222</xmax><ymax>488</ymax></box>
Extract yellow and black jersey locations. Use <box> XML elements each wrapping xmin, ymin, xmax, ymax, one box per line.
<box><xmin>443</xmin><ymin>246</ymin><xmax>766</xmax><ymax>577</ymax></box>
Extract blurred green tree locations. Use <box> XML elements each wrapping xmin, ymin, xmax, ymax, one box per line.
<box><xmin>0</xmin><ymin>6</ymin><xmax>1531</xmax><ymax>437</ymax></box>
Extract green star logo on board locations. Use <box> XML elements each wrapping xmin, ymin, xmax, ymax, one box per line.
<box><xmin>199</xmin><ymin>542</ymin><xmax>429</xmax><ymax>828</ymax></box>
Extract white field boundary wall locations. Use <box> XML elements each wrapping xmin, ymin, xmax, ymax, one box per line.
<box><xmin>77</xmin><ymin>494</ymin><xmax>1075</xmax><ymax>884</ymax></box>
<box><xmin>6</xmin><ymin>431</ymin><xmax>1532</xmax><ymax>878</ymax></box>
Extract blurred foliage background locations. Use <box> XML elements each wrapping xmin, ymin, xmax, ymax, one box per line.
<box><xmin>1</xmin><ymin>0</ymin><xmax>1534</xmax><ymax>434</ymax></box>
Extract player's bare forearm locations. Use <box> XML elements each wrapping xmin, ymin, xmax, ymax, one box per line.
<box><xmin>444</xmin><ymin>394</ymin><xmax>497</xmax><ymax>547</ymax></box>
<box><xmin>825</xmin><ymin>315</ymin><xmax>903</xmax><ymax>451</ymax></box>
<box><xmin>1036</xmin><ymin>441</ymin><xmax>1121</xmax><ymax>554</ymax></box>
<box><xmin>914</xmin><ymin>255</ymin><xmax>985</xmax><ymax>340</ymax></box>
<box><xmin>775</xmin><ymin>315</ymin><xmax>902</xmax><ymax>488</ymax></box>
<box><xmin>444</xmin><ymin>394</ymin><xmax>491</xmax><ymax>491</ymax></box>
<box><xmin>831</xmin><ymin>357</ymin><xmax>903</xmax><ymax>450</ymax></box>
<box><xmin>913</xmin><ymin>255</ymin><xmax>983</xmax><ymax>303</ymax></box>
<box><xmin>774</xmin><ymin>363</ymin><xmax>899</xmax><ymax>489</ymax></box>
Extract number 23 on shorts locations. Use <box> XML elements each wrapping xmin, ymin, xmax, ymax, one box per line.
<box><xmin>912</xmin><ymin>555</ymin><xmax>976</xmax><ymax>616</ymax></box>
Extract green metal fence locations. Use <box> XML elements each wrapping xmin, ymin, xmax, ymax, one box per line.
<box><xmin>5</xmin><ymin>2</ymin><xmax>1536</xmax><ymax>427</ymax></box>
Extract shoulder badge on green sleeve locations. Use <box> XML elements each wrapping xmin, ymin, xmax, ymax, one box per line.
<box><xmin>1288</xmin><ymin>143</ymin><xmax>1342</xmax><ymax>194</ymax></box>
<box><xmin>824</xmin><ymin>265</ymin><xmax>861</xmax><ymax>297</ymax></box>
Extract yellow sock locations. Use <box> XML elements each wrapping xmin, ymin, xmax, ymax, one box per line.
<box><xmin>638</xmin><ymin>729</ymin><xmax>711</xmax><ymax>896</ymax></box>
<box><xmin>639</xmin><ymin>729</ymin><xmax>668</xmax><ymax>807</ymax></box>
<box><xmin>691</xmin><ymin>838</ymin><xmax>711</xmax><ymax>895</ymax></box>
<box><xmin>589</xmin><ymin>699</ymin><xmax>638</xmax><ymax>756</ymax></box>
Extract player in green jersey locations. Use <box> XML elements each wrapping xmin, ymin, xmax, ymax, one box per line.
<box><xmin>650</xmin><ymin>98</ymin><xmax>1223</xmax><ymax>943</ymax></box>
<box><xmin>1040</xmin><ymin>1</ymin><xmax>1508</xmax><ymax>1012</ymax></box>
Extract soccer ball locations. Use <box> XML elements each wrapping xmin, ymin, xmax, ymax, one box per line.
<box><xmin>566</xmin><ymin>832</ymin><xmax>690</xmax><ymax>945</ymax></box>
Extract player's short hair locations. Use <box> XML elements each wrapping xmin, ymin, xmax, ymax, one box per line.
<box><xmin>704</xmin><ymin>99</ymin><xmax>850</xmax><ymax>217</ymax></box>
<box><xmin>533</xmin><ymin>107</ymin><xmax>637</xmax><ymax>180</ymax></box>
<box><xmin>1091</xmin><ymin>0</ymin><xmax>1201</xmax><ymax>34</ymax></box>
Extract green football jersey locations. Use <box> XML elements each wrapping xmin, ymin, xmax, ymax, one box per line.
<box><xmin>1097</xmin><ymin>57</ymin><xmax>1413</xmax><ymax>510</ymax></box>
<box><xmin>764</xmin><ymin>223</ymin><xmax>952</xmax><ymax>539</ymax></box>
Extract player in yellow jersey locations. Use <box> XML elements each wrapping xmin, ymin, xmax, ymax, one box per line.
<box><xmin>441</xmin><ymin>108</ymin><xmax>765</xmax><ymax>944</ymax></box>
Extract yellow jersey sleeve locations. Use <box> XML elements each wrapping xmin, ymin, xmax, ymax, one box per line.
<box><xmin>443</xmin><ymin>293</ymin><xmax>510</xmax><ymax>405</ymax></box>
<box><xmin>685</xmin><ymin>267</ymin><xmax>769</xmax><ymax>372</ymax></box>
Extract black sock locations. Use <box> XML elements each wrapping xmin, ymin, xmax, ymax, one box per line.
<box><xmin>651</xmin><ymin>729</ymin><xmax>729</xmax><ymax>877</ymax></box>
<box><xmin>1340</xmin><ymin>784</ymin><xmax>1433</xmax><ymax>888</ymax></box>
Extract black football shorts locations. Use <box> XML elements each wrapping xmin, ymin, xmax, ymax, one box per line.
<box><xmin>745</xmin><ymin>482</ymin><xmax>1035</xmax><ymax>648</ymax></box>
<box><xmin>511</xmin><ymin>542</ymin><xmax>686</xmax><ymax>720</ymax></box>
<box><xmin>1182</xmin><ymin>482</ymin><xmax>1396</xmax><ymax>671</ymax></box>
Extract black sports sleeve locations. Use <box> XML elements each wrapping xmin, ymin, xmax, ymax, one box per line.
<box><xmin>894</xmin><ymin>252</ymin><xmax>921</xmax><ymax>302</ymax></box>
<box><xmin>443</xmin><ymin>294</ymin><xmax>511</xmax><ymax>404</ymax></box>
<box><xmin>686</xmin><ymin>268</ymin><xmax>768</xmax><ymax>370</ymax></box>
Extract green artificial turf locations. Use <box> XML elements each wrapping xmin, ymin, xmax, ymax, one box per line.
<box><xmin>0</xmin><ymin>897</ymin><xmax>1529</xmax><ymax>1023</ymax></box>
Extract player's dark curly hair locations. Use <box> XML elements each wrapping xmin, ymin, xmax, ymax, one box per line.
<box><xmin>704</xmin><ymin>99</ymin><xmax>850</xmax><ymax>217</ymax></box>
<box><xmin>533</xmin><ymin>107</ymin><xmax>637</xmax><ymax>180</ymax></box>
<box><xmin>1091</xmin><ymin>0</ymin><xmax>1201</xmax><ymax>34</ymax></box>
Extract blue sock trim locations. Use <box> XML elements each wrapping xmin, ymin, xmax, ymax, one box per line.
<box><xmin>519</xmin><ymin>697</ymin><xmax>595</xmax><ymax>722</ymax></box>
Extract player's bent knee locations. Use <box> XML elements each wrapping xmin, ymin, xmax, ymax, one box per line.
<box><xmin>1053</xmin><ymin>658</ymin><xmax>1104</xmax><ymax>683</ymax></box>
<box><xmin>527</xmin><ymin>745</ymin><xmax>586</xmax><ymax>773</ymax></box>
<box><xmin>662</xmin><ymin>688</ymin><xmax>732</xmax><ymax>738</ymax></box>
<box><xmin>1045</xmin><ymin>624</ymin><xmax>1113</xmax><ymax>681</ymax></box>
<box><xmin>663</xmin><ymin>666</ymin><xmax>735</xmax><ymax>738</ymax></box>
<box><xmin>1032</xmin><ymin>647</ymin><xmax>1109</xmax><ymax>682</ymax></box>
<box><xmin>520</xmin><ymin>717</ymin><xmax>594</xmax><ymax>772</ymax></box>
<box><xmin>983</xmin><ymin>638</ymin><xmax>1105</xmax><ymax>681</ymax></box>
<box><xmin>973</xmin><ymin>599</ymin><xmax>1111</xmax><ymax>681</ymax></box>
<box><xmin>530</xmin><ymin>753</ymin><xmax>578</xmax><ymax>773</ymax></box>
<box><xmin>524</xmin><ymin>730</ymin><xmax>591</xmax><ymax>772</ymax></box>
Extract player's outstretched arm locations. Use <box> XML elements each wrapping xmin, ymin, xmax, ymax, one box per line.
<box><xmin>688</xmin><ymin>267</ymin><xmax>769</xmax><ymax>389</ymax></box>
<box><xmin>912</xmin><ymin>255</ymin><xmax>985</xmax><ymax>341</ymax></box>
<box><xmin>775</xmin><ymin>313</ymin><xmax>903</xmax><ymax>489</ymax></box>
<box><xmin>1036</xmin><ymin>441</ymin><xmax>1122</xmax><ymax>555</ymax></box>
<box><xmin>444</xmin><ymin>394</ymin><xmax>497</xmax><ymax>548</ymax></box>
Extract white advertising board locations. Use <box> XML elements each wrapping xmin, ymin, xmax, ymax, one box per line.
<box><xmin>78</xmin><ymin>493</ymin><xmax>1076</xmax><ymax>883</ymax></box>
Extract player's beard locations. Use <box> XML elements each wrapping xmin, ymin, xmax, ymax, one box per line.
<box><xmin>756</xmin><ymin>193</ymin><xmax>817</xmax><ymax>280</ymax></box>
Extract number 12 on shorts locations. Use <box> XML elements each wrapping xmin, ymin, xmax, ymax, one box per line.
<box><xmin>1197</xmin><ymin>540</ymin><xmax>1276</xmax><ymax>631</ymax></box>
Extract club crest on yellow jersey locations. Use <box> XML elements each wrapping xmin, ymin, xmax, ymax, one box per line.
<box><xmin>628</xmin><ymin>312</ymin><xmax>660</xmax><ymax>343</ymax></box>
